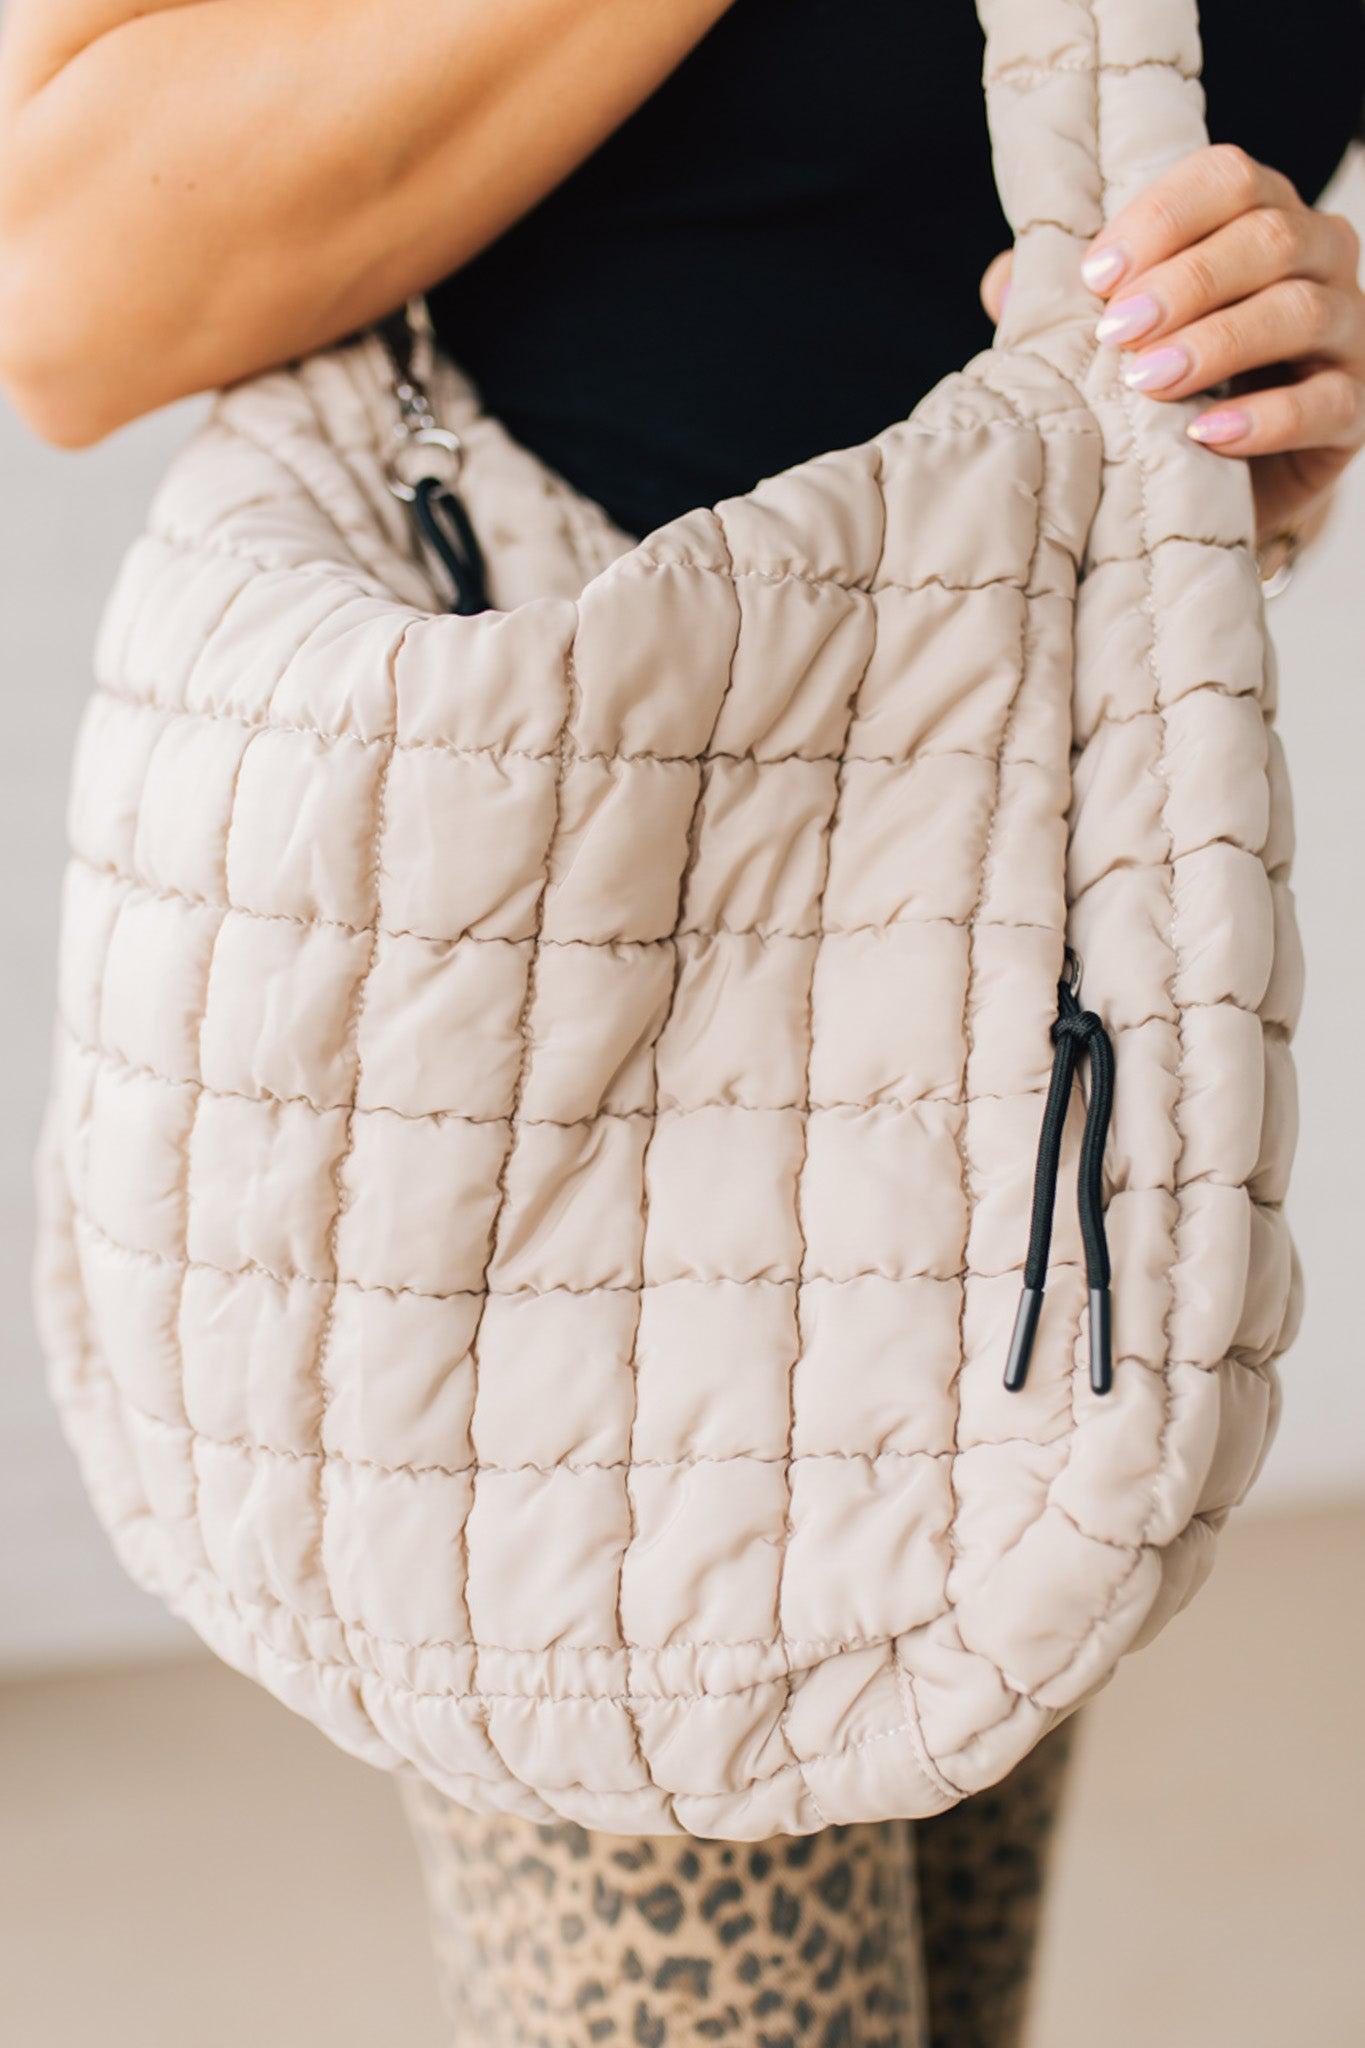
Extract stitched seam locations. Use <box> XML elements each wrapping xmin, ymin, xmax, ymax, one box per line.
<box><xmin>988</xmin><ymin>54</ymin><xmax>1199</xmax><ymax>90</ymax></box>
<box><xmin>73</xmin><ymin>1203</ymin><xmax>1099</xmax><ymax>1299</ymax></box>
<box><xmin>891</xmin><ymin>1651</ymin><xmax>965</xmax><ymax>1804</ymax></box>
<box><xmin>72</xmin><ymin>617</ymin><xmax>190</xmax><ymax>1601</ymax></box>
<box><xmin>108</xmin><ymin>1414</ymin><xmax>1066</xmax><ymax>1481</ymax></box>
<box><xmin>769</xmin><ymin>452</ymin><xmax>888</xmax><ymax>1830</ymax></box>
<box><xmin>608</xmin><ymin>508</ymin><xmax>748</xmax><ymax>1828</ymax></box>
<box><xmin>457</xmin><ymin>615</ymin><xmax>581</xmax><ymax>1691</ymax></box>
<box><xmin>1034</xmin><ymin>427</ymin><xmax>1192</xmax><ymax>1682</ymax></box>
<box><xmin>136</xmin><ymin>564</ymin><xmax>262</xmax><ymax>1581</ymax></box>
<box><xmin>136</xmin><ymin>499</ymin><xmax>1085</xmax><ymax>612</ymax></box>
<box><xmin>301</xmin><ymin>625</ymin><xmax>405</xmax><ymax>1636</ymax></box>
<box><xmin>61</xmin><ymin>1023</ymin><xmax>1058</xmax><ymax>1122</ymax></box>
<box><xmin>172</xmin><ymin>844</ymin><xmax>239</xmax><ymax>1578</ymax></box>
<box><xmin>68</xmin><ymin>852</ymin><xmax>1078</xmax><ymax>946</ymax></box>
<box><xmin>925</xmin><ymin>380</ymin><xmax>1056</xmax><ymax>1778</ymax></box>
<box><xmin>98</xmin><ymin>1422</ymin><xmax>1226</xmax><ymax>1673</ymax></box>
<box><xmin>1085</xmin><ymin>535</ymin><xmax>1252</xmax><ymax>566</ymax></box>
<box><xmin>125</xmin><ymin>1435</ymin><xmax>1089</xmax><ymax>1482</ymax></box>
<box><xmin>93</xmin><ymin>675</ymin><xmax>1085</xmax><ymax>773</ymax></box>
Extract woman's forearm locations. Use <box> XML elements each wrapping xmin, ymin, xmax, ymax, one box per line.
<box><xmin>0</xmin><ymin>0</ymin><xmax>734</xmax><ymax>444</ymax></box>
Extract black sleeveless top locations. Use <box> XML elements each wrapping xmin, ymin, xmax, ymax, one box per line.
<box><xmin>427</xmin><ymin>0</ymin><xmax>1365</xmax><ymax>539</ymax></box>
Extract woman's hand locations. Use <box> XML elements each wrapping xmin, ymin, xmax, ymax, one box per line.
<box><xmin>981</xmin><ymin>143</ymin><xmax>1365</xmax><ymax>547</ymax></box>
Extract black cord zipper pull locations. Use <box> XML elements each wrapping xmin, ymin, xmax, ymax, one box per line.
<box><xmin>378</xmin><ymin>302</ymin><xmax>491</xmax><ymax>618</ymax></box>
<box><xmin>1004</xmin><ymin>950</ymin><xmax>1116</xmax><ymax>1397</ymax></box>
<box><xmin>409</xmin><ymin>474</ymin><xmax>490</xmax><ymax>617</ymax></box>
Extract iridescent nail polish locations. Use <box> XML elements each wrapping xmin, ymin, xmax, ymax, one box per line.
<box><xmin>1187</xmin><ymin>408</ymin><xmax>1250</xmax><ymax>445</ymax></box>
<box><xmin>1081</xmin><ymin>242</ymin><xmax>1130</xmax><ymax>292</ymax></box>
<box><xmin>1122</xmin><ymin>344</ymin><xmax>1190</xmax><ymax>391</ymax></box>
<box><xmin>1095</xmin><ymin>292</ymin><xmax>1161</xmax><ymax>346</ymax></box>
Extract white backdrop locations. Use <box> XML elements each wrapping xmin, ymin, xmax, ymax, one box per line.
<box><xmin>2</xmin><ymin>157</ymin><xmax>1362</xmax><ymax>1674</ymax></box>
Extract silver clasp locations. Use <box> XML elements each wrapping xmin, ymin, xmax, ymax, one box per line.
<box><xmin>377</xmin><ymin>301</ymin><xmax>463</xmax><ymax>502</ymax></box>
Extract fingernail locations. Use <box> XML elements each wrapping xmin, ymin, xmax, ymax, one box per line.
<box><xmin>1095</xmin><ymin>292</ymin><xmax>1162</xmax><ymax>346</ymax></box>
<box><xmin>1122</xmin><ymin>343</ymin><xmax>1190</xmax><ymax>392</ymax></box>
<box><xmin>1187</xmin><ymin>406</ymin><xmax>1251</xmax><ymax>445</ymax></box>
<box><xmin>1081</xmin><ymin>241</ymin><xmax>1130</xmax><ymax>292</ymax></box>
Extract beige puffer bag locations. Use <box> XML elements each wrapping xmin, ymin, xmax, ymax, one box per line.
<box><xmin>36</xmin><ymin>0</ymin><xmax>1302</xmax><ymax>1839</ymax></box>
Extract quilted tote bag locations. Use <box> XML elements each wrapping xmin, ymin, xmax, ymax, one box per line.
<box><xmin>36</xmin><ymin>0</ymin><xmax>1302</xmax><ymax>1839</ymax></box>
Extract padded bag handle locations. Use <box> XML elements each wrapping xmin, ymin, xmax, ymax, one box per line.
<box><xmin>979</xmin><ymin>0</ymin><xmax>1210</xmax><ymax>347</ymax></box>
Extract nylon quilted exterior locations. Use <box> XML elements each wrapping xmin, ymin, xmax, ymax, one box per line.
<box><xmin>35</xmin><ymin>0</ymin><xmax>1303</xmax><ymax>1838</ymax></box>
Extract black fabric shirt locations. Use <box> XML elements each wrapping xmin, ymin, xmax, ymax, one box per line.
<box><xmin>427</xmin><ymin>0</ymin><xmax>1365</xmax><ymax>540</ymax></box>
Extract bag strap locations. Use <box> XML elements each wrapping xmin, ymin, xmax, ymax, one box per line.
<box><xmin>977</xmin><ymin>0</ymin><xmax>1210</xmax><ymax>345</ymax></box>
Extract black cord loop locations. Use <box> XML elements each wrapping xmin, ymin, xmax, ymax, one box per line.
<box><xmin>1004</xmin><ymin>965</ymin><xmax>1116</xmax><ymax>1397</ymax></box>
<box><xmin>410</xmin><ymin>474</ymin><xmax>491</xmax><ymax>617</ymax></box>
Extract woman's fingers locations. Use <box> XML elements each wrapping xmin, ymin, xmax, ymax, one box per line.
<box><xmin>1081</xmin><ymin>143</ymin><xmax>1300</xmax><ymax>295</ymax></box>
<box><xmin>980</xmin><ymin>247</ymin><xmax>1012</xmax><ymax>323</ymax></box>
<box><xmin>1188</xmin><ymin>367</ymin><xmax>1365</xmax><ymax>455</ymax></box>
<box><xmin>1058</xmin><ymin>139</ymin><xmax>1365</xmax><ymax>538</ymax></box>
<box><xmin>1093</xmin><ymin>207</ymin><xmax>1359</xmax><ymax>349</ymax></box>
<box><xmin>1118</xmin><ymin>278</ymin><xmax>1365</xmax><ymax>399</ymax></box>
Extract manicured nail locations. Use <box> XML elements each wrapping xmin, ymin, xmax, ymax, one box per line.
<box><xmin>1095</xmin><ymin>292</ymin><xmax>1161</xmax><ymax>346</ymax></box>
<box><xmin>1187</xmin><ymin>406</ymin><xmax>1251</xmax><ymax>445</ymax></box>
<box><xmin>1122</xmin><ymin>343</ymin><xmax>1190</xmax><ymax>392</ymax></box>
<box><xmin>1081</xmin><ymin>241</ymin><xmax>1130</xmax><ymax>292</ymax></box>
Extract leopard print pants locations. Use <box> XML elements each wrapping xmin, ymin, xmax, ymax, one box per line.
<box><xmin>400</xmin><ymin>1721</ymin><xmax>1076</xmax><ymax>2047</ymax></box>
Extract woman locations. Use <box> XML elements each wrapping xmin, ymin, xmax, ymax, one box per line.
<box><xmin>2</xmin><ymin>2</ymin><xmax>1362</xmax><ymax>2041</ymax></box>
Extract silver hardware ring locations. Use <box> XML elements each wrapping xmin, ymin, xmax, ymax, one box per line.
<box><xmin>386</xmin><ymin>423</ymin><xmax>464</xmax><ymax>503</ymax></box>
<box><xmin>1257</xmin><ymin>527</ymin><xmax>1301</xmax><ymax>601</ymax></box>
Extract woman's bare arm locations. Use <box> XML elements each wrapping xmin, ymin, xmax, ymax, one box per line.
<box><xmin>0</xmin><ymin>0</ymin><xmax>734</xmax><ymax>445</ymax></box>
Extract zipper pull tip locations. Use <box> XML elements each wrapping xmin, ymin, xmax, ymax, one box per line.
<box><xmin>1004</xmin><ymin>1285</ymin><xmax>1044</xmax><ymax>1391</ymax></box>
<box><xmin>1088</xmin><ymin>1287</ymin><xmax>1114</xmax><ymax>1396</ymax></box>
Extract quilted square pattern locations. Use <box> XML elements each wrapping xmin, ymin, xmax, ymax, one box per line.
<box><xmin>623</xmin><ymin>1460</ymin><xmax>790</xmax><ymax>1649</ymax></box>
<box><xmin>335</xmin><ymin>1108</ymin><xmax>509</xmax><ymax>1296</ymax></box>
<box><xmin>225</xmin><ymin>726</ymin><xmax>387</xmax><ymax>929</ymax></box>
<box><xmin>323</xmin><ymin>1286</ymin><xmax>480</xmax><ymax>1469</ymax></box>
<box><xmin>39</xmin><ymin>0</ymin><xmax>1300</xmax><ymax>1839</ymax></box>
<box><xmin>519</xmin><ymin>941</ymin><xmax>672</xmax><ymax>1123</ymax></box>
<box><xmin>632</xmin><ymin>1278</ymin><xmax>797</xmax><ymax>1463</ymax></box>
<box><xmin>822</xmin><ymin>754</ymin><xmax>998</xmax><ymax>930</ymax></box>
<box><xmin>198</xmin><ymin>910</ymin><xmax>371</xmax><ymax>1110</ymax></box>
<box><xmin>355</xmin><ymin>931</ymin><xmax>528</xmax><ymax>1120</ymax></box>
<box><xmin>466</xmin><ymin>1467</ymin><xmax>630</xmax><ymax>1651</ymax></box>
<box><xmin>658</xmin><ymin>934</ymin><xmax>816</xmax><ymax>1112</ymax></box>
<box><xmin>99</xmin><ymin>889</ymin><xmax>223</xmax><ymax>1086</ymax></box>
<box><xmin>185</xmin><ymin>1090</ymin><xmax>350</xmax><ymax>1281</ymax></box>
<box><xmin>684</xmin><ymin>757</ymin><xmax>837</xmax><ymax>937</ymax></box>
<box><xmin>132</xmin><ymin>711</ymin><xmax>255</xmax><ymax>902</ymax></box>
<box><xmin>473</xmin><ymin>1289</ymin><xmax>638</xmax><ymax>1469</ymax></box>
<box><xmin>382</xmin><ymin>748</ymin><xmax>559</xmax><ymax>943</ymax></box>
<box><xmin>643</xmin><ymin>1107</ymin><xmax>805</xmax><ymax>1286</ymax></box>
<box><xmin>179</xmin><ymin>1264</ymin><xmax>326</xmax><ymax>1456</ymax></box>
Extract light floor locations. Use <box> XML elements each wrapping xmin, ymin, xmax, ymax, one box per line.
<box><xmin>2</xmin><ymin>1507</ymin><xmax>1361</xmax><ymax>2048</ymax></box>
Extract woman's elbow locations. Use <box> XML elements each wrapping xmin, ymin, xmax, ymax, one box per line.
<box><xmin>0</xmin><ymin>359</ymin><xmax>127</xmax><ymax>449</ymax></box>
<box><xmin>0</xmin><ymin>209</ymin><xmax>166</xmax><ymax>447</ymax></box>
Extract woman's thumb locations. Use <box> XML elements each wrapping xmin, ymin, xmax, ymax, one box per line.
<box><xmin>980</xmin><ymin>248</ymin><xmax>1013</xmax><ymax>324</ymax></box>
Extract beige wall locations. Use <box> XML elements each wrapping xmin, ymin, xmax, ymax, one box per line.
<box><xmin>2</xmin><ymin>156</ymin><xmax>1362</xmax><ymax>1673</ymax></box>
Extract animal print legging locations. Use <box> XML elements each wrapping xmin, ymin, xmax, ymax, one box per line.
<box><xmin>400</xmin><ymin>1721</ymin><xmax>1075</xmax><ymax>2047</ymax></box>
